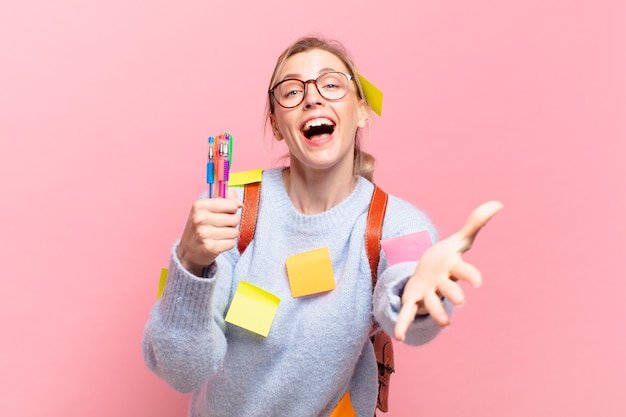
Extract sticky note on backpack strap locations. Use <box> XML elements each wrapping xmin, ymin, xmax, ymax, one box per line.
<box><xmin>229</xmin><ymin>168</ymin><xmax>263</xmax><ymax>186</ymax></box>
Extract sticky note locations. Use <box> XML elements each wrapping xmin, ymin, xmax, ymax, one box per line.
<box><xmin>329</xmin><ymin>392</ymin><xmax>357</xmax><ymax>417</ymax></box>
<box><xmin>157</xmin><ymin>268</ymin><xmax>168</xmax><ymax>299</ymax></box>
<box><xmin>381</xmin><ymin>230</ymin><xmax>432</xmax><ymax>266</ymax></box>
<box><xmin>358</xmin><ymin>74</ymin><xmax>383</xmax><ymax>116</ymax></box>
<box><xmin>285</xmin><ymin>247</ymin><xmax>335</xmax><ymax>297</ymax></box>
<box><xmin>229</xmin><ymin>168</ymin><xmax>263</xmax><ymax>186</ymax></box>
<box><xmin>225</xmin><ymin>281</ymin><xmax>280</xmax><ymax>337</ymax></box>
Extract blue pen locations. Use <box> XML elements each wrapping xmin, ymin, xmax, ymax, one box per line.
<box><xmin>207</xmin><ymin>136</ymin><xmax>215</xmax><ymax>198</ymax></box>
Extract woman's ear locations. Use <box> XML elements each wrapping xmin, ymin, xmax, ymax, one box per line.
<box><xmin>357</xmin><ymin>99</ymin><xmax>369</xmax><ymax>128</ymax></box>
<box><xmin>270</xmin><ymin>115</ymin><xmax>284</xmax><ymax>141</ymax></box>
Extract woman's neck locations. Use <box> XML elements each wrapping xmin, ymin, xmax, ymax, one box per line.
<box><xmin>282</xmin><ymin>166</ymin><xmax>357</xmax><ymax>215</ymax></box>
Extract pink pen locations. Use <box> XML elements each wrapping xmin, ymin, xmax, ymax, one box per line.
<box><xmin>220</xmin><ymin>136</ymin><xmax>230</xmax><ymax>197</ymax></box>
<box><xmin>216</xmin><ymin>136</ymin><xmax>225</xmax><ymax>198</ymax></box>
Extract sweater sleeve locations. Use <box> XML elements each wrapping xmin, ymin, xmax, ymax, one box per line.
<box><xmin>142</xmin><ymin>244</ymin><xmax>236</xmax><ymax>393</ymax></box>
<box><xmin>371</xmin><ymin>196</ymin><xmax>454</xmax><ymax>345</ymax></box>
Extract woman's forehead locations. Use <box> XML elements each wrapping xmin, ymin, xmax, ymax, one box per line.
<box><xmin>279</xmin><ymin>49</ymin><xmax>349</xmax><ymax>79</ymax></box>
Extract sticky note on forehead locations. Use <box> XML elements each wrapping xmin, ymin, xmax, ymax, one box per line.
<box><xmin>225</xmin><ymin>281</ymin><xmax>280</xmax><ymax>337</ymax></box>
<box><xmin>285</xmin><ymin>247</ymin><xmax>335</xmax><ymax>297</ymax></box>
<box><xmin>358</xmin><ymin>74</ymin><xmax>383</xmax><ymax>116</ymax></box>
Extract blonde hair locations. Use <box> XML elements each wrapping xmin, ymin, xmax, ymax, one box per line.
<box><xmin>265</xmin><ymin>36</ymin><xmax>376</xmax><ymax>182</ymax></box>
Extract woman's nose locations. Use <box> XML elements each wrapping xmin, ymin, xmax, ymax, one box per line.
<box><xmin>302</xmin><ymin>80</ymin><xmax>324</xmax><ymax>107</ymax></box>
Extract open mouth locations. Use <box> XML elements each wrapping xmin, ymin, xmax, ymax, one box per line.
<box><xmin>302</xmin><ymin>118</ymin><xmax>335</xmax><ymax>140</ymax></box>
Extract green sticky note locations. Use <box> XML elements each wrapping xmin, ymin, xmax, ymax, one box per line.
<box><xmin>225</xmin><ymin>281</ymin><xmax>280</xmax><ymax>337</ymax></box>
<box><xmin>157</xmin><ymin>268</ymin><xmax>168</xmax><ymax>299</ymax></box>
<box><xmin>358</xmin><ymin>74</ymin><xmax>383</xmax><ymax>116</ymax></box>
<box><xmin>285</xmin><ymin>247</ymin><xmax>335</xmax><ymax>298</ymax></box>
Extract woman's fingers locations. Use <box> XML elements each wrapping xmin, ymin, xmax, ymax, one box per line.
<box><xmin>449</xmin><ymin>259</ymin><xmax>482</xmax><ymax>288</ymax></box>
<box><xmin>437</xmin><ymin>277</ymin><xmax>465</xmax><ymax>306</ymax></box>
<box><xmin>193</xmin><ymin>197</ymin><xmax>241</xmax><ymax>217</ymax></box>
<box><xmin>395</xmin><ymin>283</ymin><xmax>454</xmax><ymax>340</ymax></box>
<box><xmin>423</xmin><ymin>292</ymin><xmax>449</xmax><ymax>327</ymax></box>
<box><xmin>194</xmin><ymin>211</ymin><xmax>241</xmax><ymax>231</ymax></box>
<box><xmin>395</xmin><ymin>301</ymin><xmax>419</xmax><ymax>342</ymax></box>
<box><xmin>226</xmin><ymin>188</ymin><xmax>244</xmax><ymax>207</ymax></box>
<box><xmin>458</xmin><ymin>200</ymin><xmax>503</xmax><ymax>253</ymax></box>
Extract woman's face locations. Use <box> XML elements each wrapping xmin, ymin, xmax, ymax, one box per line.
<box><xmin>270</xmin><ymin>49</ymin><xmax>368</xmax><ymax>176</ymax></box>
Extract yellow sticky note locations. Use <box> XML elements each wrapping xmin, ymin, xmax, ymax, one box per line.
<box><xmin>285</xmin><ymin>247</ymin><xmax>335</xmax><ymax>298</ymax></box>
<box><xmin>358</xmin><ymin>74</ymin><xmax>383</xmax><ymax>116</ymax></box>
<box><xmin>229</xmin><ymin>168</ymin><xmax>263</xmax><ymax>186</ymax></box>
<box><xmin>225</xmin><ymin>281</ymin><xmax>280</xmax><ymax>337</ymax></box>
<box><xmin>329</xmin><ymin>392</ymin><xmax>357</xmax><ymax>417</ymax></box>
<box><xmin>157</xmin><ymin>268</ymin><xmax>168</xmax><ymax>299</ymax></box>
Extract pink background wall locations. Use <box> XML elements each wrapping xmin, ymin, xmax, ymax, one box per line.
<box><xmin>2</xmin><ymin>0</ymin><xmax>624</xmax><ymax>415</ymax></box>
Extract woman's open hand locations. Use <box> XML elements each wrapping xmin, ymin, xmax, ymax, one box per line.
<box><xmin>394</xmin><ymin>201</ymin><xmax>503</xmax><ymax>341</ymax></box>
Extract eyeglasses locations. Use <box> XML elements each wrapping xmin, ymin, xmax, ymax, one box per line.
<box><xmin>269</xmin><ymin>71</ymin><xmax>354</xmax><ymax>109</ymax></box>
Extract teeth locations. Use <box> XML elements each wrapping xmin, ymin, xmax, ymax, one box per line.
<box><xmin>303</xmin><ymin>118</ymin><xmax>334</xmax><ymax>131</ymax></box>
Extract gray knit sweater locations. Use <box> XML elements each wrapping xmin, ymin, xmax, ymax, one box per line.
<box><xmin>143</xmin><ymin>168</ymin><xmax>450</xmax><ymax>417</ymax></box>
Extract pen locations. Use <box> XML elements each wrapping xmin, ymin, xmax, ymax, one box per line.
<box><xmin>225</xmin><ymin>131</ymin><xmax>233</xmax><ymax>167</ymax></box>
<box><xmin>221</xmin><ymin>134</ymin><xmax>230</xmax><ymax>198</ymax></box>
<box><xmin>216</xmin><ymin>135</ymin><xmax>225</xmax><ymax>198</ymax></box>
<box><xmin>207</xmin><ymin>136</ymin><xmax>215</xmax><ymax>198</ymax></box>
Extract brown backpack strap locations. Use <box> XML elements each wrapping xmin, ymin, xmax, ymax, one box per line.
<box><xmin>366</xmin><ymin>185</ymin><xmax>393</xmax><ymax>414</ymax></box>
<box><xmin>365</xmin><ymin>185</ymin><xmax>388</xmax><ymax>280</ymax></box>
<box><xmin>238</xmin><ymin>181</ymin><xmax>261</xmax><ymax>254</ymax></box>
<box><xmin>373</xmin><ymin>333</ymin><xmax>394</xmax><ymax>413</ymax></box>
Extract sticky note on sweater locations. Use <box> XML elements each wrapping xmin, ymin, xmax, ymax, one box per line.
<box><xmin>285</xmin><ymin>247</ymin><xmax>335</xmax><ymax>297</ymax></box>
<box><xmin>225</xmin><ymin>281</ymin><xmax>280</xmax><ymax>337</ymax></box>
<box><xmin>329</xmin><ymin>391</ymin><xmax>357</xmax><ymax>417</ymax></box>
<box><xmin>381</xmin><ymin>230</ymin><xmax>432</xmax><ymax>265</ymax></box>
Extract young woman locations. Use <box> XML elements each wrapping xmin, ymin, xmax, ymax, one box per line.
<box><xmin>143</xmin><ymin>36</ymin><xmax>502</xmax><ymax>417</ymax></box>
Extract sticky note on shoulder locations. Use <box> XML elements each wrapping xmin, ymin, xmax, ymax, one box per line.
<box><xmin>381</xmin><ymin>230</ymin><xmax>432</xmax><ymax>265</ymax></box>
<box><xmin>285</xmin><ymin>247</ymin><xmax>335</xmax><ymax>297</ymax></box>
<box><xmin>329</xmin><ymin>391</ymin><xmax>357</xmax><ymax>417</ymax></box>
<box><xmin>225</xmin><ymin>281</ymin><xmax>280</xmax><ymax>337</ymax></box>
<box><xmin>358</xmin><ymin>74</ymin><xmax>383</xmax><ymax>116</ymax></box>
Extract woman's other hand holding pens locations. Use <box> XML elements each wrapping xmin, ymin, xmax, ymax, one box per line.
<box><xmin>176</xmin><ymin>190</ymin><xmax>243</xmax><ymax>277</ymax></box>
<box><xmin>394</xmin><ymin>200</ymin><xmax>504</xmax><ymax>341</ymax></box>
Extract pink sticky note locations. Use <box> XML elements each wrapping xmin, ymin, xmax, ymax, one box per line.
<box><xmin>381</xmin><ymin>230</ymin><xmax>432</xmax><ymax>265</ymax></box>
